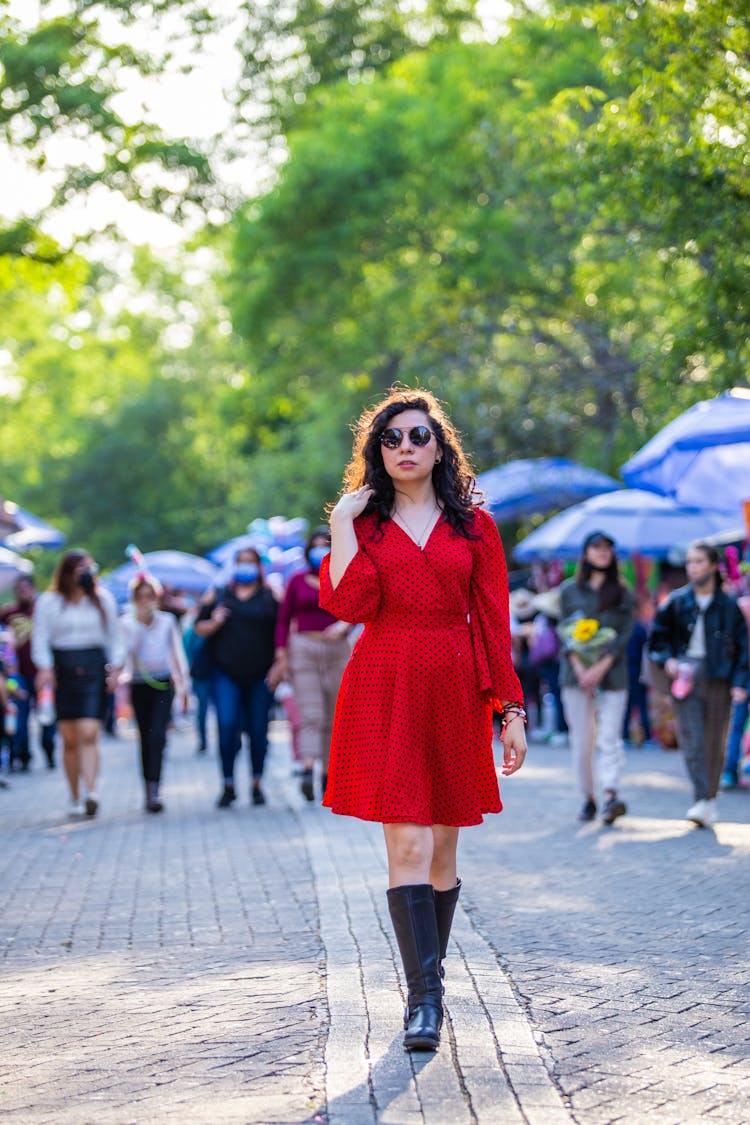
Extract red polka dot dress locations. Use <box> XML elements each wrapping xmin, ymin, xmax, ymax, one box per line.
<box><xmin>319</xmin><ymin>506</ymin><xmax>523</xmax><ymax>827</ymax></box>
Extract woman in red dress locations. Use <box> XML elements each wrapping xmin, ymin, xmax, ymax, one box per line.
<box><xmin>320</xmin><ymin>388</ymin><xmax>527</xmax><ymax>1052</ymax></box>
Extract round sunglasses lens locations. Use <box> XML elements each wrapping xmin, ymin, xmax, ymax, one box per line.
<box><xmin>412</xmin><ymin>427</ymin><xmax>432</xmax><ymax>446</ymax></box>
<box><xmin>381</xmin><ymin>429</ymin><xmax>401</xmax><ymax>448</ymax></box>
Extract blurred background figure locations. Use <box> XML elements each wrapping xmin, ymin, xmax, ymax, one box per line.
<box><xmin>121</xmin><ymin>575</ymin><xmax>190</xmax><ymax>813</ymax></box>
<box><xmin>195</xmin><ymin>548</ymin><xmax>282</xmax><ymax>809</ymax></box>
<box><xmin>648</xmin><ymin>541</ymin><xmax>748</xmax><ymax>828</ymax></box>
<box><xmin>183</xmin><ymin>600</ymin><xmax>214</xmax><ymax>755</ymax></box>
<box><xmin>622</xmin><ymin>593</ymin><xmax>658</xmax><ymax>749</ymax></box>
<box><xmin>0</xmin><ymin>576</ymin><xmax>57</xmax><ymax>770</ymax></box>
<box><xmin>529</xmin><ymin>588</ymin><xmax>567</xmax><ymax>745</ymax></box>
<box><xmin>32</xmin><ymin>550</ymin><xmax>123</xmax><ymax>818</ymax></box>
<box><xmin>722</xmin><ymin>571</ymin><xmax>750</xmax><ymax>789</ymax></box>
<box><xmin>274</xmin><ymin>527</ymin><xmax>351</xmax><ymax>802</ymax></box>
<box><xmin>559</xmin><ymin>532</ymin><xmax>634</xmax><ymax>825</ymax></box>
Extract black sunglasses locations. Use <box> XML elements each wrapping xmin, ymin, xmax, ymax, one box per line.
<box><xmin>379</xmin><ymin>425</ymin><xmax>434</xmax><ymax>449</ymax></box>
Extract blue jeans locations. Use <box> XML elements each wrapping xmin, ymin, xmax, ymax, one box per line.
<box><xmin>12</xmin><ymin>674</ymin><xmax>56</xmax><ymax>765</ymax></box>
<box><xmin>723</xmin><ymin>697</ymin><xmax>750</xmax><ymax>781</ymax></box>
<box><xmin>193</xmin><ymin>677</ymin><xmax>212</xmax><ymax>749</ymax></box>
<box><xmin>211</xmin><ymin>670</ymin><xmax>273</xmax><ymax>783</ymax></box>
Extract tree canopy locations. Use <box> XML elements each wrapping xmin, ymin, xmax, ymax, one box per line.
<box><xmin>1</xmin><ymin>1</ymin><xmax>747</xmax><ymax>567</ymax></box>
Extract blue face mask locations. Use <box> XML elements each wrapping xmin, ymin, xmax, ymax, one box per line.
<box><xmin>234</xmin><ymin>565</ymin><xmax>259</xmax><ymax>585</ymax></box>
<box><xmin>308</xmin><ymin>546</ymin><xmax>330</xmax><ymax>571</ymax></box>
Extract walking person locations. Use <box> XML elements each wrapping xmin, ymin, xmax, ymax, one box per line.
<box><xmin>559</xmin><ymin>531</ymin><xmax>634</xmax><ymax>824</ymax></box>
<box><xmin>195</xmin><ymin>548</ymin><xmax>283</xmax><ymax>808</ymax></box>
<box><xmin>274</xmin><ymin>528</ymin><xmax>351</xmax><ymax>802</ymax></box>
<box><xmin>120</xmin><ymin>575</ymin><xmax>191</xmax><ymax>813</ymax></box>
<box><xmin>320</xmin><ymin>388</ymin><xmax>527</xmax><ymax>1053</ymax></box>
<box><xmin>0</xmin><ymin>576</ymin><xmax>57</xmax><ymax>769</ymax></box>
<box><xmin>32</xmin><ymin>550</ymin><xmax>123</xmax><ymax>817</ymax></box>
<box><xmin>648</xmin><ymin>541</ymin><xmax>748</xmax><ymax>826</ymax></box>
<box><xmin>721</xmin><ymin>572</ymin><xmax>750</xmax><ymax>789</ymax></box>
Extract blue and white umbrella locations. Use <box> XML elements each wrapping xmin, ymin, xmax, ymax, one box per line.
<box><xmin>102</xmin><ymin>550</ymin><xmax>221</xmax><ymax>603</ymax></box>
<box><xmin>0</xmin><ymin>546</ymin><xmax>33</xmax><ymax>594</ymax></box>
<box><xmin>513</xmin><ymin>489</ymin><xmax>737</xmax><ymax>561</ymax></box>
<box><xmin>621</xmin><ymin>388</ymin><xmax>750</xmax><ymax>516</ymax></box>
<box><xmin>0</xmin><ymin>499</ymin><xmax>66</xmax><ymax>551</ymax></box>
<box><xmin>476</xmin><ymin>458</ymin><xmax>620</xmax><ymax>521</ymax></box>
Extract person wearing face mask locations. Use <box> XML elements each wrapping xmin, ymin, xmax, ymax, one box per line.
<box><xmin>274</xmin><ymin>528</ymin><xmax>352</xmax><ymax>802</ymax></box>
<box><xmin>559</xmin><ymin>531</ymin><xmax>634</xmax><ymax>825</ymax></box>
<box><xmin>32</xmin><ymin>550</ymin><xmax>123</xmax><ymax>818</ymax></box>
<box><xmin>195</xmin><ymin>548</ymin><xmax>283</xmax><ymax>808</ymax></box>
<box><xmin>648</xmin><ymin>541</ymin><xmax>748</xmax><ymax>828</ymax></box>
<box><xmin>120</xmin><ymin>575</ymin><xmax>191</xmax><ymax>813</ymax></box>
<box><xmin>0</xmin><ymin>576</ymin><xmax>57</xmax><ymax>770</ymax></box>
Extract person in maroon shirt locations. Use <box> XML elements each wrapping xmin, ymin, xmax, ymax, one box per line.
<box><xmin>274</xmin><ymin>528</ymin><xmax>351</xmax><ymax>802</ymax></box>
<box><xmin>0</xmin><ymin>576</ymin><xmax>56</xmax><ymax>770</ymax></box>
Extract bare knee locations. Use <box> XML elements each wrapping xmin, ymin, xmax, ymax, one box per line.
<box><xmin>384</xmin><ymin>824</ymin><xmax>434</xmax><ymax>883</ymax></box>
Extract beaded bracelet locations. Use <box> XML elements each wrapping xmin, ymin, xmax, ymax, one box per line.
<box><xmin>500</xmin><ymin>704</ymin><xmax>527</xmax><ymax>729</ymax></box>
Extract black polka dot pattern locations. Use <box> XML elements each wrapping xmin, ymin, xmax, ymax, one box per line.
<box><xmin>319</xmin><ymin>507</ymin><xmax>523</xmax><ymax>827</ymax></box>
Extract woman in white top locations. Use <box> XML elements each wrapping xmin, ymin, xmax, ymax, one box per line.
<box><xmin>33</xmin><ymin>550</ymin><xmax>123</xmax><ymax>818</ymax></box>
<box><xmin>120</xmin><ymin>576</ymin><xmax>190</xmax><ymax>813</ymax></box>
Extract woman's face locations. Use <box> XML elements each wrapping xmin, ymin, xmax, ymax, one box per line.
<box><xmin>236</xmin><ymin>549</ymin><xmax>260</xmax><ymax>567</ymax></box>
<box><xmin>686</xmin><ymin>548</ymin><xmax>716</xmax><ymax>588</ymax></box>
<box><xmin>379</xmin><ymin>409</ymin><xmax>441</xmax><ymax>486</ymax></box>
<box><xmin>134</xmin><ymin>586</ymin><xmax>158</xmax><ymax>615</ymax></box>
<box><xmin>585</xmin><ymin>539</ymin><xmax>614</xmax><ymax>569</ymax></box>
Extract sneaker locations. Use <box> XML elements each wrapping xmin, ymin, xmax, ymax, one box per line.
<box><xmin>216</xmin><ymin>784</ymin><xmax>236</xmax><ymax>809</ymax></box>
<box><xmin>640</xmin><ymin>738</ymin><xmax>661</xmax><ymax>750</ymax></box>
<box><xmin>251</xmin><ymin>785</ymin><xmax>266</xmax><ymax>807</ymax></box>
<box><xmin>600</xmin><ymin>795</ymin><xmax>627</xmax><ymax>825</ymax></box>
<box><xmin>686</xmin><ymin>798</ymin><xmax>717</xmax><ymax>828</ymax></box>
<box><xmin>84</xmin><ymin>794</ymin><xmax>99</xmax><ymax>817</ymax></box>
<box><xmin>67</xmin><ymin>799</ymin><xmax>84</xmax><ymax>817</ymax></box>
<box><xmin>145</xmin><ymin>797</ymin><xmax>164</xmax><ymax>813</ymax></box>
<box><xmin>548</xmin><ymin>732</ymin><xmax>569</xmax><ymax>747</ymax></box>
<box><xmin>577</xmin><ymin>797</ymin><xmax>597</xmax><ymax>822</ymax></box>
<box><xmin>720</xmin><ymin>771</ymin><xmax>739</xmax><ymax>791</ymax></box>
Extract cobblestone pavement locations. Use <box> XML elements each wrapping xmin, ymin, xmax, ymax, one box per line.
<box><xmin>1</xmin><ymin>714</ymin><xmax>749</xmax><ymax>1124</ymax></box>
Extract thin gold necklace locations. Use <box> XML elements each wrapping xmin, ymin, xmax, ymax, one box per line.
<box><xmin>393</xmin><ymin>503</ymin><xmax>439</xmax><ymax>548</ymax></box>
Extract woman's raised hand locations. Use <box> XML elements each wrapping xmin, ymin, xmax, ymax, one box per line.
<box><xmin>330</xmin><ymin>486</ymin><xmax>373</xmax><ymax>523</ymax></box>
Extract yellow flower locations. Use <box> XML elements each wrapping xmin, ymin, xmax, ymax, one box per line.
<box><xmin>571</xmin><ymin>618</ymin><xmax>599</xmax><ymax>643</ymax></box>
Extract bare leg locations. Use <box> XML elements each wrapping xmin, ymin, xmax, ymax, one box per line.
<box><xmin>58</xmin><ymin>720</ymin><xmax>81</xmax><ymax>801</ymax></box>
<box><xmin>383</xmin><ymin>823</ymin><xmax>435</xmax><ymax>887</ymax></box>
<box><xmin>429</xmin><ymin>826</ymin><xmax>460</xmax><ymax>891</ymax></box>
<box><xmin>77</xmin><ymin>719</ymin><xmax>101</xmax><ymax>793</ymax></box>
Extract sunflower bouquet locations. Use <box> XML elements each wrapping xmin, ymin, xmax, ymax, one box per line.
<box><xmin>558</xmin><ymin>614</ymin><xmax>617</xmax><ymax>667</ymax></box>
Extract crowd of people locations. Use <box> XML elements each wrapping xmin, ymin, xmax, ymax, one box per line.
<box><xmin>0</xmin><ymin>386</ymin><xmax>748</xmax><ymax>1057</ymax></box>
<box><xmin>508</xmin><ymin>537</ymin><xmax>750</xmax><ymax>827</ymax></box>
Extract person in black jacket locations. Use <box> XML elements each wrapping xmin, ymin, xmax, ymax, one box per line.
<box><xmin>648</xmin><ymin>541</ymin><xmax>749</xmax><ymax>828</ymax></box>
<box><xmin>195</xmin><ymin>548</ymin><xmax>283</xmax><ymax>809</ymax></box>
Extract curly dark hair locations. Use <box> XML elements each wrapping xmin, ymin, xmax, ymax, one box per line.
<box><xmin>336</xmin><ymin>387</ymin><xmax>481</xmax><ymax>537</ymax></box>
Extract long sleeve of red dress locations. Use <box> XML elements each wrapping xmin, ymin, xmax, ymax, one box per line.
<box><xmin>468</xmin><ymin>507</ymin><xmax>524</xmax><ymax>712</ymax></box>
<box><xmin>318</xmin><ymin>536</ymin><xmax>381</xmax><ymax>623</ymax></box>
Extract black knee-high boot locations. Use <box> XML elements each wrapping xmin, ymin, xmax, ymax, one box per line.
<box><xmin>387</xmin><ymin>884</ymin><xmax>443</xmax><ymax>1052</ymax></box>
<box><xmin>434</xmin><ymin>878</ymin><xmax>461</xmax><ymax>982</ymax></box>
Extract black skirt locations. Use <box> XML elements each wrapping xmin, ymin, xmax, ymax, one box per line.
<box><xmin>53</xmin><ymin>647</ymin><xmax>107</xmax><ymax>721</ymax></box>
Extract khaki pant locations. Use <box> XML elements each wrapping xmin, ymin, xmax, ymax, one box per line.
<box><xmin>561</xmin><ymin>686</ymin><xmax>628</xmax><ymax>798</ymax></box>
<box><xmin>289</xmin><ymin>632</ymin><xmax>351</xmax><ymax>768</ymax></box>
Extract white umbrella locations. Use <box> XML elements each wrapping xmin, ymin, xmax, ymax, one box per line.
<box><xmin>0</xmin><ymin>547</ymin><xmax>33</xmax><ymax>595</ymax></box>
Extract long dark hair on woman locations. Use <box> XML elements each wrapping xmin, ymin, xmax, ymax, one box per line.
<box><xmin>52</xmin><ymin>549</ymin><xmax>107</xmax><ymax>623</ymax></box>
<box><xmin>575</xmin><ymin>548</ymin><xmax>627</xmax><ymax>613</ymax></box>
<box><xmin>337</xmin><ymin>387</ymin><xmax>481</xmax><ymax>538</ymax></box>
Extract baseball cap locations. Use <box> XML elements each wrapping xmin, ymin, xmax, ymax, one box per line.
<box><xmin>582</xmin><ymin>530</ymin><xmax>616</xmax><ymax>550</ymax></box>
